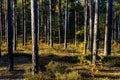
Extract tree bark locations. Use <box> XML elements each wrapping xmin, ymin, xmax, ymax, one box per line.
<box><xmin>92</xmin><ymin>0</ymin><xmax>100</xmax><ymax>65</ymax></box>
<box><xmin>37</xmin><ymin>0</ymin><xmax>40</xmax><ymax>42</ymax></box>
<box><xmin>104</xmin><ymin>0</ymin><xmax>113</xmax><ymax>56</ymax></box>
<box><xmin>13</xmin><ymin>0</ymin><xmax>17</xmax><ymax>51</ymax></box>
<box><xmin>22</xmin><ymin>0</ymin><xmax>26</xmax><ymax>46</ymax></box>
<box><xmin>6</xmin><ymin>0</ymin><xmax>13</xmax><ymax>71</ymax></box>
<box><xmin>89</xmin><ymin>0</ymin><xmax>93</xmax><ymax>52</ymax></box>
<box><xmin>49</xmin><ymin>0</ymin><xmax>53</xmax><ymax>48</ymax></box>
<box><xmin>0</xmin><ymin>1</ymin><xmax>2</xmax><ymax>57</ymax></box>
<box><xmin>118</xmin><ymin>15</ymin><xmax>120</xmax><ymax>43</ymax></box>
<box><xmin>75</xmin><ymin>2</ymin><xmax>77</xmax><ymax>47</ymax></box>
<box><xmin>83</xmin><ymin>0</ymin><xmax>88</xmax><ymax>54</ymax></box>
<box><xmin>58</xmin><ymin>0</ymin><xmax>63</xmax><ymax>44</ymax></box>
<box><xmin>64</xmin><ymin>0</ymin><xmax>68</xmax><ymax>49</ymax></box>
<box><xmin>31</xmin><ymin>0</ymin><xmax>38</xmax><ymax>75</ymax></box>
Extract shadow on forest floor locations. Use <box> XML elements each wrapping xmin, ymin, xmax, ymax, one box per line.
<box><xmin>0</xmin><ymin>53</ymin><xmax>80</xmax><ymax>79</ymax></box>
<box><xmin>1</xmin><ymin>53</ymin><xmax>120</xmax><ymax>79</ymax></box>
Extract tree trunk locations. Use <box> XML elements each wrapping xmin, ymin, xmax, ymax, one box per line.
<box><xmin>0</xmin><ymin>1</ymin><xmax>2</xmax><ymax>57</ymax></box>
<box><xmin>31</xmin><ymin>0</ymin><xmax>38</xmax><ymax>75</ymax></box>
<box><xmin>22</xmin><ymin>0</ymin><xmax>26</xmax><ymax>46</ymax></box>
<box><xmin>58</xmin><ymin>0</ymin><xmax>63</xmax><ymax>44</ymax></box>
<box><xmin>118</xmin><ymin>15</ymin><xmax>120</xmax><ymax>43</ymax></box>
<box><xmin>83</xmin><ymin>0</ymin><xmax>88</xmax><ymax>54</ymax></box>
<box><xmin>75</xmin><ymin>2</ymin><xmax>77</xmax><ymax>47</ymax></box>
<box><xmin>113</xmin><ymin>11</ymin><xmax>117</xmax><ymax>40</ymax></box>
<box><xmin>49</xmin><ymin>0</ymin><xmax>53</xmax><ymax>48</ymax></box>
<box><xmin>92</xmin><ymin>0</ymin><xmax>100</xmax><ymax>65</ymax></box>
<box><xmin>64</xmin><ymin>0</ymin><xmax>68</xmax><ymax>49</ymax></box>
<box><xmin>44</xmin><ymin>2</ymin><xmax>47</xmax><ymax>44</ymax></box>
<box><xmin>6</xmin><ymin>0</ymin><xmax>13</xmax><ymax>71</ymax></box>
<box><xmin>37</xmin><ymin>1</ymin><xmax>40</xmax><ymax>43</ymax></box>
<box><xmin>104</xmin><ymin>0</ymin><xmax>113</xmax><ymax>56</ymax></box>
<box><xmin>89</xmin><ymin>0</ymin><xmax>93</xmax><ymax>52</ymax></box>
<box><xmin>13</xmin><ymin>0</ymin><xmax>17</xmax><ymax>51</ymax></box>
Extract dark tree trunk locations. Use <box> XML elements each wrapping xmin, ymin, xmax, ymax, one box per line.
<box><xmin>6</xmin><ymin>0</ymin><xmax>13</xmax><ymax>71</ymax></box>
<box><xmin>1</xmin><ymin>1</ymin><xmax>5</xmax><ymax>41</ymax></box>
<box><xmin>89</xmin><ymin>0</ymin><xmax>93</xmax><ymax>52</ymax></box>
<box><xmin>45</xmin><ymin>18</ymin><xmax>47</xmax><ymax>44</ymax></box>
<box><xmin>92</xmin><ymin>0</ymin><xmax>100</xmax><ymax>65</ymax></box>
<box><xmin>5</xmin><ymin>0</ymin><xmax>7</xmax><ymax>42</ymax></box>
<box><xmin>104</xmin><ymin>0</ymin><xmax>113</xmax><ymax>56</ymax></box>
<box><xmin>47</xmin><ymin>12</ymin><xmax>50</xmax><ymax>45</ymax></box>
<box><xmin>118</xmin><ymin>15</ymin><xmax>120</xmax><ymax>43</ymax></box>
<box><xmin>37</xmin><ymin>1</ymin><xmax>40</xmax><ymax>42</ymax></box>
<box><xmin>113</xmin><ymin>11</ymin><xmax>117</xmax><ymax>40</ymax></box>
<box><xmin>64</xmin><ymin>0</ymin><xmax>68</xmax><ymax>49</ymax></box>
<box><xmin>58</xmin><ymin>0</ymin><xmax>63</xmax><ymax>44</ymax></box>
<box><xmin>22</xmin><ymin>0</ymin><xmax>26</xmax><ymax>46</ymax></box>
<box><xmin>49</xmin><ymin>0</ymin><xmax>53</xmax><ymax>48</ymax></box>
<box><xmin>44</xmin><ymin>1</ymin><xmax>47</xmax><ymax>44</ymax></box>
<box><xmin>31</xmin><ymin>0</ymin><xmax>38</xmax><ymax>75</ymax></box>
<box><xmin>13</xmin><ymin>0</ymin><xmax>17</xmax><ymax>51</ymax></box>
<box><xmin>0</xmin><ymin>1</ymin><xmax>2</xmax><ymax>57</ymax></box>
<box><xmin>83</xmin><ymin>0</ymin><xmax>88</xmax><ymax>54</ymax></box>
<box><xmin>40</xmin><ymin>0</ymin><xmax>43</xmax><ymax>40</ymax></box>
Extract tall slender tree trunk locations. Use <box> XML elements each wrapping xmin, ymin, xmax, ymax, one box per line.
<box><xmin>40</xmin><ymin>0</ymin><xmax>43</xmax><ymax>40</ymax></box>
<box><xmin>83</xmin><ymin>0</ymin><xmax>88</xmax><ymax>54</ymax></box>
<box><xmin>0</xmin><ymin>1</ymin><xmax>2</xmax><ymax>57</ymax></box>
<box><xmin>5</xmin><ymin>0</ymin><xmax>7</xmax><ymax>42</ymax></box>
<box><xmin>113</xmin><ymin>11</ymin><xmax>117</xmax><ymax>40</ymax></box>
<box><xmin>118</xmin><ymin>15</ymin><xmax>120</xmax><ymax>44</ymax></box>
<box><xmin>64</xmin><ymin>0</ymin><xmax>68</xmax><ymax>49</ymax></box>
<box><xmin>44</xmin><ymin>2</ymin><xmax>47</xmax><ymax>44</ymax></box>
<box><xmin>89</xmin><ymin>0</ymin><xmax>93</xmax><ymax>52</ymax></box>
<box><xmin>92</xmin><ymin>0</ymin><xmax>100</xmax><ymax>65</ymax></box>
<box><xmin>53</xmin><ymin>2</ymin><xmax>56</xmax><ymax>46</ymax></box>
<box><xmin>2</xmin><ymin>1</ymin><xmax>5</xmax><ymax>41</ymax></box>
<box><xmin>37</xmin><ymin>0</ymin><xmax>40</xmax><ymax>42</ymax></box>
<box><xmin>49</xmin><ymin>0</ymin><xmax>53</xmax><ymax>48</ymax></box>
<box><xmin>47</xmin><ymin>13</ymin><xmax>50</xmax><ymax>45</ymax></box>
<box><xmin>13</xmin><ymin>0</ymin><xmax>17</xmax><ymax>51</ymax></box>
<box><xmin>104</xmin><ymin>0</ymin><xmax>113</xmax><ymax>56</ymax></box>
<box><xmin>6</xmin><ymin>0</ymin><xmax>13</xmax><ymax>71</ymax></box>
<box><xmin>22</xmin><ymin>0</ymin><xmax>26</xmax><ymax>46</ymax></box>
<box><xmin>75</xmin><ymin>2</ymin><xmax>77</xmax><ymax>47</ymax></box>
<box><xmin>31</xmin><ymin>0</ymin><xmax>38</xmax><ymax>75</ymax></box>
<box><xmin>58</xmin><ymin>0</ymin><xmax>63</xmax><ymax>44</ymax></box>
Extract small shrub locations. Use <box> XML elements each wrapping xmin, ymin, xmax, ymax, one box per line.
<box><xmin>55</xmin><ymin>71</ymin><xmax>81</xmax><ymax>80</ymax></box>
<box><xmin>25</xmin><ymin>72</ymin><xmax>44</xmax><ymax>80</ymax></box>
<box><xmin>45</xmin><ymin>61</ymin><xmax>66</xmax><ymax>73</ymax></box>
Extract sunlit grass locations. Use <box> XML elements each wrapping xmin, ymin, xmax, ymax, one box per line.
<box><xmin>1</xmin><ymin>40</ymin><xmax>120</xmax><ymax>79</ymax></box>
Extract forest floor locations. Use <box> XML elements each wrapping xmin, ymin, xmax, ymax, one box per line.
<box><xmin>0</xmin><ymin>41</ymin><xmax>120</xmax><ymax>80</ymax></box>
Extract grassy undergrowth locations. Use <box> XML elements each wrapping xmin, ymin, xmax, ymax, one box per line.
<box><xmin>0</xmin><ymin>41</ymin><xmax>120</xmax><ymax>80</ymax></box>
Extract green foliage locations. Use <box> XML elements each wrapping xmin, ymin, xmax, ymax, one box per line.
<box><xmin>75</xmin><ymin>29</ymin><xmax>84</xmax><ymax>36</ymax></box>
<box><xmin>25</xmin><ymin>72</ymin><xmax>43</xmax><ymax>80</ymax></box>
<box><xmin>45</xmin><ymin>61</ymin><xmax>66</xmax><ymax>73</ymax></box>
<box><xmin>55</xmin><ymin>71</ymin><xmax>81</xmax><ymax>80</ymax></box>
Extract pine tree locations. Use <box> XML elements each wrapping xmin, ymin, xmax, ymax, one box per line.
<box><xmin>92</xmin><ymin>0</ymin><xmax>100</xmax><ymax>64</ymax></box>
<box><xmin>22</xmin><ymin>0</ymin><xmax>26</xmax><ymax>46</ymax></box>
<box><xmin>83</xmin><ymin>0</ymin><xmax>88</xmax><ymax>54</ymax></box>
<box><xmin>104</xmin><ymin>0</ymin><xmax>113</xmax><ymax>56</ymax></box>
<box><xmin>0</xmin><ymin>0</ymin><xmax>2</xmax><ymax>57</ymax></box>
<box><xmin>31</xmin><ymin>0</ymin><xmax>39</xmax><ymax>75</ymax></box>
<box><xmin>64</xmin><ymin>0</ymin><xmax>68</xmax><ymax>49</ymax></box>
<box><xmin>13</xmin><ymin>0</ymin><xmax>17</xmax><ymax>51</ymax></box>
<box><xmin>6</xmin><ymin>0</ymin><xmax>13</xmax><ymax>71</ymax></box>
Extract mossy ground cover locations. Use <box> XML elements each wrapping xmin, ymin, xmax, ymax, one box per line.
<box><xmin>0</xmin><ymin>41</ymin><xmax>120</xmax><ymax>80</ymax></box>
